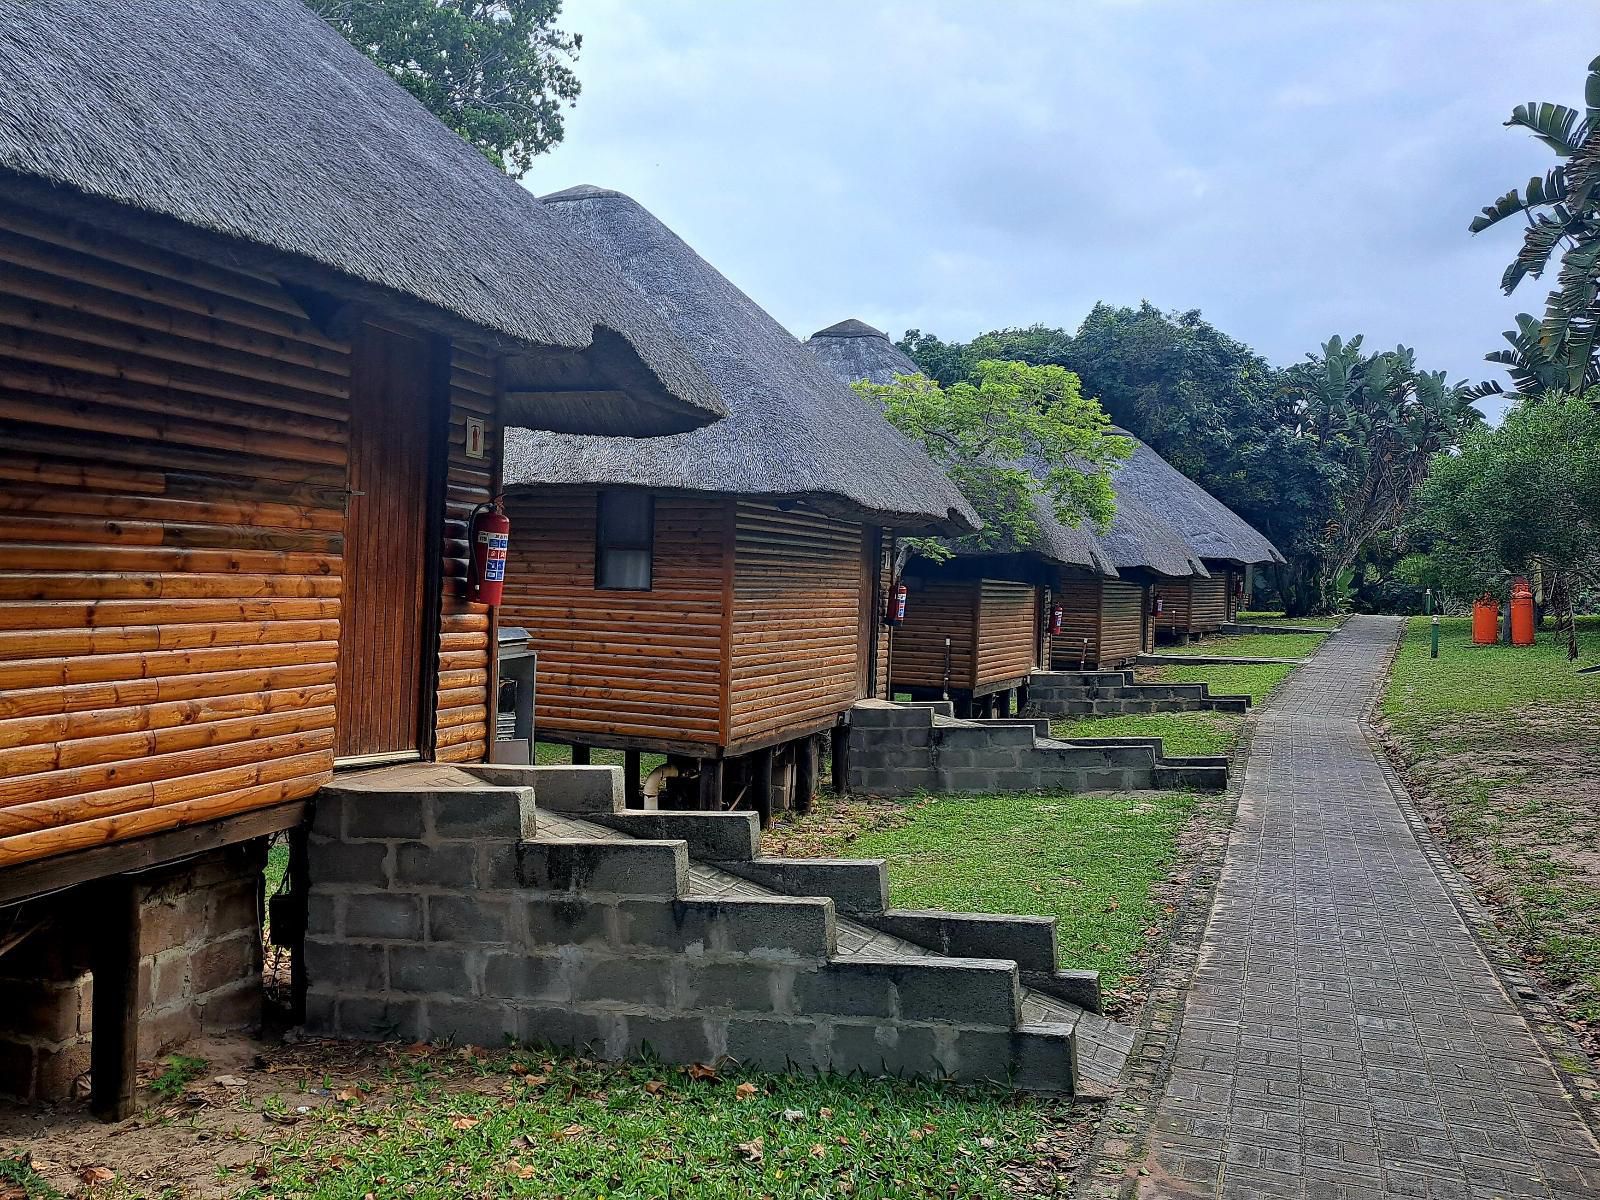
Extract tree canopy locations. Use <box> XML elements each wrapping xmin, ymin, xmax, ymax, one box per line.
<box><xmin>313</xmin><ymin>0</ymin><xmax>581</xmax><ymax>176</ymax></box>
<box><xmin>1412</xmin><ymin>392</ymin><xmax>1600</xmax><ymax>657</ymax></box>
<box><xmin>1469</xmin><ymin>54</ymin><xmax>1600</xmax><ymax>397</ymax></box>
<box><xmin>899</xmin><ymin>309</ymin><xmax>1479</xmax><ymax>615</ymax></box>
<box><xmin>851</xmin><ymin>360</ymin><xmax>1125</xmax><ymax>563</ymax></box>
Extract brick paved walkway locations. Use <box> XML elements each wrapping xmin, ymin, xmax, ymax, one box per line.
<box><xmin>1140</xmin><ymin>615</ymin><xmax>1600</xmax><ymax>1199</ymax></box>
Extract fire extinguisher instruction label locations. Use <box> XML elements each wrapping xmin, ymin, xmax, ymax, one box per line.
<box><xmin>478</xmin><ymin>530</ymin><xmax>508</xmax><ymax>582</ymax></box>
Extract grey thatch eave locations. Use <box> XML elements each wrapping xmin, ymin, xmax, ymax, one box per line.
<box><xmin>500</xmin><ymin>188</ymin><xmax>978</xmax><ymax>535</ymax></box>
<box><xmin>0</xmin><ymin>0</ymin><xmax>727</xmax><ymax>435</ymax></box>
<box><xmin>1109</xmin><ymin>431</ymin><xmax>1286</xmax><ymax>566</ymax></box>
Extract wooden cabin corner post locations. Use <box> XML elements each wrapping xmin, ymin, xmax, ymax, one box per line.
<box><xmin>89</xmin><ymin>877</ymin><xmax>140</xmax><ymax>1122</ymax></box>
<box><xmin>481</xmin><ymin>353</ymin><xmax>506</xmax><ymax>763</ymax></box>
<box><xmin>417</xmin><ymin>334</ymin><xmax>454</xmax><ymax>760</ymax></box>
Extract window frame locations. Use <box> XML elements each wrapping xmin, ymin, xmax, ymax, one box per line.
<box><xmin>594</xmin><ymin>489</ymin><xmax>655</xmax><ymax>591</ymax></box>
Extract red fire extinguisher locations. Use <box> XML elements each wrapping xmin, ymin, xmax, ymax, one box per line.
<box><xmin>885</xmin><ymin>582</ymin><xmax>908</xmax><ymax>626</ymax></box>
<box><xmin>467</xmin><ymin>500</ymin><xmax>511</xmax><ymax>606</ymax></box>
<box><xmin>1048</xmin><ymin>604</ymin><xmax>1064</xmax><ymax>635</ymax></box>
<box><xmin>1152</xmin><ymin>595</ymin><xmax>1164</xmax><ymax>616</ymax></box>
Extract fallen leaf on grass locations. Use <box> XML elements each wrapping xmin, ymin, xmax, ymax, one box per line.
<box><xmin>508</xmin><ymin>1163</ymin><xmax>537</xmax><ymax>1179</ymax></box>
<box><xmin>809</xmin><ymin>1143</ymin><xmax>828</xmax><ymax>1158</ymax></box>
<box><xmin>819</xmin><ymin>1107</ymin><xmax>834</xmax><ymax>1120</ymax></box>
<box><xmin>643</xmin><ymin>1080</ymin><xmax>667</xmax><ymax>1095</ymax></box>
<box><xmin>214</xmin><ymin>1074</ymin><xmax>249</xmax><ymax>1087</ymax></box>
<box><xmin>334</xmin><ymin>1088</ymin><xmax>362</xmax><ymax>1103</ymax></box>
<box><xmin>78</xmin><ymin>1166</ymin><xmax>116</xmax><ymax>1186</ymax></box>
<box><xmin>736</xmin><ymin>1137</ymin><xmax>764</xmax><ymax>1163</ymax></box>
<box><xmin>548</xmin><ymin>1123</ymin><xmax>587</xmax><ymax>1142</ymax></box>
<box><xmin>687</xmin><ymin>1062</ymin><xmax>720</xmax><ymax>1081</ymax></box>
<box><xmin>734</xmin><ymin>1082</ymin><xmax>759</xmax><ymax>1100</ymax></box>
<box><xmin>450</xmin><ymin>1116</ymin><xmax>480</xmax><ymax>1131</ymax></box>
<box><xmin>251</xmin><ymin>1164</ymin><xmax>271</xmax><ymax>1181</ymax></box>
<box><xmin>782</xmin><ymin>1108</ymin><xmax>805</xmax><ymax>1122</ymax></box>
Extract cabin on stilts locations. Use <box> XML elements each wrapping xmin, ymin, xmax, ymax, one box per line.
<box><xmin>1047</xmin><ymin>481</ymin><xmax>1207</xmax><ymax>671</ymax></box>
<box><xmin>1106</xmin><ymin>434</ymin><xmax>1284</xmax><ymax>640</ymax></box>
<box><xmin>804</xmin><ymin>320</ymin><xmax>1119</xmax><ymax>716</ymax></box>
<box><xmin>498</xmin><ymin>192</ymin><xmax>975</xmax><ymax>825</ymax></box>
<box><xmin>0</xmin><ymin>2</ymin><xmax>726</xmax><ymax>1112</ymax></box>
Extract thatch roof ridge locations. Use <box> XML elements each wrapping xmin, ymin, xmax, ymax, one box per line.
<box><xmin>500</xmin><ymin>190</ymin><xmax>978</xmax><ymax>533</ymax></box>
<box><xmin>0</xmin><ymin>0</ymin><xmax>723</xmax><ymax>427</ymax></box>
<box><xmin>1109</xmin><ymin>431</ymin><xmax>1285</xmax><ymax>565</ymax></box>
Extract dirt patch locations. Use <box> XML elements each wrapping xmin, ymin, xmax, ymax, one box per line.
<box><xmin>760</xmin><ymin>794</ymin><xmax>923</xmax><ymax>859</ymax></box>
<box><xmin>1384</xmin><ymin>701</ymin><xmax>1600</xmax><ymax>1055</ymax></box>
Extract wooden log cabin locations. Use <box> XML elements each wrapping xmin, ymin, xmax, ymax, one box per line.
<box><xmin>804</xmin><ymin>321</ymin><xmax>1119</xmax><ymax>714</ymax></box>
<box><xmin>1106</xmin><ymin>433</ymin><xmax>1284</xmax><ymax>640</ymax></box>
<box><xmin>0</xmin><ymin>1</ymin><xmax>728</xmax><ymax>1111</ymax></box>
<box><xmin>1048</xmin><ymin>482</ymin><xmax>1207</xmax><ymax>671</ymax></box>
<box><xmin>498</xmin><ymin>191</ymin><xmax>976</xmax><ymax>822</ymax></box>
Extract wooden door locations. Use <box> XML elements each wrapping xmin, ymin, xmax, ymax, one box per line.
<box><xmin>336</xmin><ymin>324</ymin><xmax>437</xmax><ymax>761</ymax></box>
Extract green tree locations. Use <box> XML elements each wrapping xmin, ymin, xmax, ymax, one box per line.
<box><xmin>1413</xmin><ymin>393</ymin><xmax>1600</xmax><ymax>658</ymax></box>
<box><xmin>312</xmin><ymin>0</ymin><xmax>581</xmax><ymax>176</ymax></box>
<box><xmin>1274</xmin><ymin>336</ymin><xmax>1483</xmax><ymax>615</ymax></box>
<box><xmin>1470</xmin><ymin>54</ymin><xmax>1600</xmax><ymax>394</ymax></box>
<box><xmin>852</xmin><ymin>360</ymin><xmax>1126</xmax><ymax>561</ymax></box>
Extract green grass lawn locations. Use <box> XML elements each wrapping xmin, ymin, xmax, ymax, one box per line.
<box><xmin>771</xmin><ymin>790</ymin><xmax>1201</xmax><ymax>993</ymax></box>
<box><xmin>534</xmin><ymin>741</ymin><xmax>668</xmax><ymax>779</ymax></box>
<box><xmin>5</xmin><ymin>1042</ymin><xmax>1094</xmax><ymax>1200</ymax></box>
<box><xmin>1140</xmin><ymin>661</ymin><xmax>1298</xmax><ymax>706</ymax></box>
<box><xmin>1161</xmin><ymin>630</ymin><xmax>1328</xmax><ymax>659</ymax></box>
<box><xmin>1048</xmin><ymin>711</ymin><xmax>1242</xmax><ymax>758</ymax></box>
<box><xmin>1383</xmin><ymin>614</ymin><xmax>1600</xmax><ymax>1029</ymax></box>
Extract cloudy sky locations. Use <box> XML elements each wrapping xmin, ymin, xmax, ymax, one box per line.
<box><xmin>527</xmin><ymin>1</ymin><xmax>1598</xmax><ymax>418</ymax></box>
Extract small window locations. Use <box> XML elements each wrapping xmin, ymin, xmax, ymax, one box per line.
<box><xmin>596</xmin><ymin>490</ymin><xmax>653</xmax><ymax>590</ymax></box>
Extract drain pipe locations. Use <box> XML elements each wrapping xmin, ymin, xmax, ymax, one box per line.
<box><xmin>642</xmin><ymin>762</ymin><xmax>681</xmax><ymax>806</ymax></box>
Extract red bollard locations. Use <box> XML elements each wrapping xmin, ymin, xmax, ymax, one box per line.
<box><xmin>1510</xmin><ymin>578</ymin><xmax>1535</xmax><ymax>647</ymax></box>
<box><xmin>1471</xmin><ymin>596</ymin><xmax>1500</xmax><ymax>645</ymax></box>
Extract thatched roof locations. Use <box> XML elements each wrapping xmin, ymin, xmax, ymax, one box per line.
<box><xmin>805</xmin><ymin>319</ymin><xmax>924</xmax><ymax>385</ymax></box>
<box><xmin>500</xmin><ymin>190</ymin><xmax>977</xmax><ymax>533</ymax></box>
<box><xmin>804</xmin><ymin>320</ymin><xmax>1119</xmax><ymax>575</ymax></box>
<box><xmin>0</xmin><ymin>0</ymin><xmax>725</xmax><ymax>435</ymax></box>
<box><xmin>1110</xmin><ymin>433</ymin><xmax>1285</xmax><ymax>566</ymax></box>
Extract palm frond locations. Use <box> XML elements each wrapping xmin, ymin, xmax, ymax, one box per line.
<box><xmin>1507</xmin><ymin>101</ymin><xmax>1582</xmax><ymax>156</ymax></box>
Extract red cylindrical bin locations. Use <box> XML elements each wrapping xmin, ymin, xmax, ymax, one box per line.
<box><xmin>1510</xmin><ymin>577</ymin><xmax>1535</xmax><ymax>646</ymax></box>
<box><xmin>1471</xmin><ymin>596</ymin><xmax>1500</xmax><ymax>645</ymax></box>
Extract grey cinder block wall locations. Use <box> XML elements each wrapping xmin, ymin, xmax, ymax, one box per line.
<box><xmin>845</xmin><ymin>701</ymin><xmax>1227</xmax><ymax>797</ymax></box>
<box><xmin>302</xmin><ymin>771</ymin><xmax>1075</xmax><ymax>1091</ymax></box>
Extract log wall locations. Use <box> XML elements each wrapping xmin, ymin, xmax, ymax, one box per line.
<box><xmin>1154</xmin><ymin>579</ymin><xmax>1194</xmax><ymax>633</ymax></box>
<box><xmin>727</xmin><ymin>503</ymin><xmax>864</xmax><ymax>750</ymax></box>
<box><xmin>1190</xmin><ymin>574</ymin><xmax>1229</xmax><ymax>632</ymax></box>
<box><xmin>0</xmin><ymin>198</ymin><xmax>349</xmax><ymax>868</ymax></box>
<box><xmin>973</xmin><ymin>579</ymin><xmax>1038</xmax><ymax>689</ymax></box>
<box><xmin>499</xmin><ymin>489</ymin><xmax>730</xmax><ymax>750</ymax></box>
<box><xmin>889</xmin><ymin>576</ymin><xmax>977</xmax><ymax>693</ymax></box>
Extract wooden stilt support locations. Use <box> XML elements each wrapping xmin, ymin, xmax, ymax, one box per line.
<box><xmin>624</xmin><ymin>750</ymin><xmax>643</xmax><ymax>809</ymax></box>
<box><xmin>571</xmin><ymin>744</ymin><xmax>591</xmax><ymax>765</ymax></box>
<box><xmin>1017</xmin><ymin>682</ymin><xmax>1030</xmax><ymax>712</ymax></box>
<box><xmin>287</xmin><ymin>827</ymin><xmax>310</xmax><ymax>1025</ymax></box>
<box><xmin>831</xmin><ymin>721</ymin><xmax>851</xmax><ymax>794</ymax></box>
<box><xmin>90</xmin><ymin>878</ymin><xmax>140</xmax><ymax>1122</ymax></box>
<box><xmin>954</xmin><ymin>692</ymin><xmax>973</xmax><ymax>719</ymax></box>
<box><xmin>698</xmin><ymin>757</ymin><xmax>724</xmax><ymax>811</ymax></box>
<box><xmin>751</xmin><ymin>748</ymin><xmax>774</xmax><ymax>830</ymax></box>
<box><xmin>795</xmin><ymin>735</ymin><xmax>818</xmax><ymax>815</ymax></box>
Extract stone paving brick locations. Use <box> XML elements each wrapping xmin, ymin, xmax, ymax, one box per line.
<box><xmin>1136</xmin><ymin>616</ymin><xmax>1600</xmax><ymax>1198</ymax></box>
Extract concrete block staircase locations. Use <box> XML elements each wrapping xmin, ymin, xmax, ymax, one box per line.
<box><xmin>302</xmin><ymin>764</ymin><xmax>1136</xmax><ymax>1095</ymax></box>
<box><xmin>846</xmin><ymin>700</ymin><xmax>1228</xmax><ymax>797</ymax></box>
<box><xmin>1026</xmin><ymin>669</ymin><xmax>1251</xmax><ymax>717</ymax></box>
